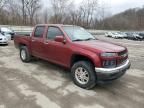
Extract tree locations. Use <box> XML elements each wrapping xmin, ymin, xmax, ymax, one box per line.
<box><xmin>25</xmin><ymin>0</ymin><xmax>41</xmax><ymax>25</ymax></box>
<box><xmin>5</xmin><ymin>0</ymin><xmax>21</xmax><ymax>25</ymax></box>
<box><xmin>43</xmin><ymin>8</ymin><xmax>49</xmax><ymax>23</ymax></box>
<box><xmin>50</xmin><ymin>0</ymin><xmax>73</xmax><ymax>23</ymax></box>
<box><xmin>0</xmin><ymin>0</ymin><xmax>8</xmax><ymax>24</ymax></box>
<box><xmin>0</xmin><ymin>0</ymin><xmax>7</xmax><ymax>10</ymax></box>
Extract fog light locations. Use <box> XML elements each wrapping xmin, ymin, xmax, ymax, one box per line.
<box><xmin>103</xmin><ymin>60</ymin><xmax>116</xmax><ymax>68</ymax></box>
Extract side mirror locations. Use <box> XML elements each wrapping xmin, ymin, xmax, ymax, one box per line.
<box><xmin>54</xmin><ymin>36</ymin><xmax>66</xmax><ymax>43</ymax></box>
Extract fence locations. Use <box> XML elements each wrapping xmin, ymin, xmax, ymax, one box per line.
<box><xmin>0</xmin><ymin>25</ymin><xmax>118</xmax><ymax>35</ymax></box>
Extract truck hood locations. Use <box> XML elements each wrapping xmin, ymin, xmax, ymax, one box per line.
<box><xmin>74</xmin><ymin>40</ymin><xmax>125</xmax><ymax>53</ymax></box>
<box><xmin>0</xmin><ymin>34</ymin><xmax>6</xmax><ymax>38</ymax></box>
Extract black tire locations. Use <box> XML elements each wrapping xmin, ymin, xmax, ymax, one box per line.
<box><xmin>71</xmin><ymin>61</ymin><xmax>97</xmax><ymax>89</ymax></box>
<box><xmin>20</xmin><ymin>46</ymin><xmax>31</xmax><ymax>63</ymax></box>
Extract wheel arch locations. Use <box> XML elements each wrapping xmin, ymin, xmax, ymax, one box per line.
<box><xmin>70</xmin><ymin>54</ymin><xmax>95</xmax><ymax>68</ymax></box>
<box><xmin>18</xmin><ymin>42</ymin><xmax>32</xmax><ymax>55</ymax></box>
<box><xmin>19</xmin><ymin>43</ymin><xmax>27</xmax><ymax>48</ymax></box>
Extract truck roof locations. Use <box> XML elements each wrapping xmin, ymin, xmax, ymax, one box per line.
<box><xmin>36</xmin><ymin>24</ymin><xmax>77</xmax><ymax>27</ymax></box>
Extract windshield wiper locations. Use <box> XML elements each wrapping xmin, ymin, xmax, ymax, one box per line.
<box><xmin>84</xmin><ymin>38</ymin><xmax>96</xmax><ymax>41</ymax></box>
<box><xmin>73</xmin><ymin>38</ymin><xmax>96</xmax><ymax>42</ymax></box>
<box><xmin>73</xmin><ymin>39</ymin><xmax>84</xmax><ymax>41</ymax></box>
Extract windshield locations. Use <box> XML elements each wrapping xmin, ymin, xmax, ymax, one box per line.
<box><xmin>63</xmin><ymin>26</ymin><xmax>96</xmax><ymax>41</ymax></box>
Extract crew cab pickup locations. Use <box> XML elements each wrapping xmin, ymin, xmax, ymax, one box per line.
<box><xmin>14</xmin><ymin>24</ymin><xmax>131</xmax><ymax>89</ymax></box>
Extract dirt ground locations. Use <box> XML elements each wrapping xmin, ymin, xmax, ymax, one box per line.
<box><xmin>0</xmin><ymin>36</ymin><xmax>144</xmax><ymax>108</ymax></box>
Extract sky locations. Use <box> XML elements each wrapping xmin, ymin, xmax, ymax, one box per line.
<box><xmin>75</xmin><ymin>0</ymin><xmax>144</xmax><ymax>14</ymax></box>
<box><xmin>42</xmin><ymin>0</ymin><xmax>144</xmax><ymax>15</ymax></box>
<box><xmin>107</xmin><ymin>0</ymin><xmax>144</xmax><ymax>14</ymax></box>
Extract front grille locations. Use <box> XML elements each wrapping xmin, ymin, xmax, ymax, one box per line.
<box><xmin>117</xmin><ymin>57</ymin><xmax>127</xmax><ymax>66</ymax></box>
<box><xmin>117</xmin><ymin>50</ymin><xmax>128</xmax><ymax>66</ymax></box>
<box><xmin>102</xmin><ymin>50</ymin><xmax>128</xmax><ymax>68</ymax></box>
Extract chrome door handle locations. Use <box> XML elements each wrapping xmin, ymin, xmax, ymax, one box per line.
<box><xmin>32</xmin><ymin>39</ymin><xmax>35</xmax><ymax>42</ymax></box>
<box><xmin>45</xmin><ymin>42</ymin><xmax>49</xmax><ymax>44</ymax></box>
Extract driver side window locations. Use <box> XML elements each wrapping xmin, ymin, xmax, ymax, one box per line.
<box><xmin>47</xmin><ymin>27</ymin><xmax>63</xmax><ymax>40</ymax></box>
<box><xmin>34</xmin><ymin>26</ymin><xmax>45</xmax><ymax>38</ymax></box>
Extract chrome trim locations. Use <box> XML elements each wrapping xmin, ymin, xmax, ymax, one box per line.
<box><xmin>95</xmin><ymin>59</ymin><xmax>130</xmax><ymax>74</ymax></box>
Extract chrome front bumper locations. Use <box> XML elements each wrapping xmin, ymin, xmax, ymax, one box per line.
<box><xmin>0</xmin><ymin>42</ymin><xmax>8</xmax><ymax>44</ymax></box>
<box><xmin>0</xmin><ymin>40</ymin><xmax>8</xmax><ymax>44</ymax></box>
<box><xmin>95</xmin><ymin>59</ymin><xmax>130</xmax><ymax>74</ymax></box>
<box><xmin>95</xmin><ymin>59</ymin><xmax>130</xmax><ymax>81</ymax></box>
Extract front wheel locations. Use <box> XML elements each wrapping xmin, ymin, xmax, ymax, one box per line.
<box><xmin>71</xmin><ymin>61</ymin><xmax>97</xmax><ymax>89</ymax></box>
<box><xmin>20</xmin><ymin>46</ymin><xmax>31</xmax><ymax>63</ymax></box>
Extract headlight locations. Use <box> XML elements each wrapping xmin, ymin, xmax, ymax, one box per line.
<box><xmin>101</xmin><ymin>52</ymin><xmax>117</xmax><ymax>57</ymax></box>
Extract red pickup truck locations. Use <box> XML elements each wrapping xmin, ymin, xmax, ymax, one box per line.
<box><xmin>14</xmin><ymin>24</ymin><xmax>131</xmax><ymax>89</ymax></box>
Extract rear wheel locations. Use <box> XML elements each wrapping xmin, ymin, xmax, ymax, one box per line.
<box><xmin>71</xmin><ymin>61</ymin><xmax>97</xmax><ymax>89</ymax></box>
<box><xmin>20</xmin><ymin>46</ymin><xmax>31</xmax><ymax>62</ymax></box>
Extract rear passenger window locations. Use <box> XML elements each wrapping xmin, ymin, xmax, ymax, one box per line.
<box><xmin>47</xmin><ymin>27</ymin><xmax>63</xmax><ymax>40</ymax></box>
<box><xmin>34</xmin><ymin>26</ymin><xmax>45</xmax><ymax>38</ymax></box>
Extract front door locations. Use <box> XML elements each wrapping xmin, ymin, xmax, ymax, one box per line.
<box><xmin>44</xmin><ymin>26</ymin><xmax>70</xmax><ymax>67</ymax></box>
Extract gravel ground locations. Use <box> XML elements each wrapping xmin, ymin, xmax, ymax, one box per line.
<box><xmin>0</xmin><ymin>36</ymin><xmax>144</xmax><ymax>108</ymax></box>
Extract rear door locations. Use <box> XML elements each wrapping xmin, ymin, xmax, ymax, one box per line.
<box><xmin>31</xmin><ymin>26</ymin><xmax>46</xmax><ymax>57</ymax></box>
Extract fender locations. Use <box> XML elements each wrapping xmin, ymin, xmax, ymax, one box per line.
<box><xmin>70</xmin><ymin>46</ymin><xmax>101</xmax><ymax>67</ymax></box>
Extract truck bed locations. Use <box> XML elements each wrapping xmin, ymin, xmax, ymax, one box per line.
<box><xmin>14</xmin><ymin>34</ymin><xmax>31</xmax><ymax>49</ymax></box>
<box><xmin>15</xmin><ymin>32</ymin><xmax>31</xmax><ymax>36</ymax></box>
